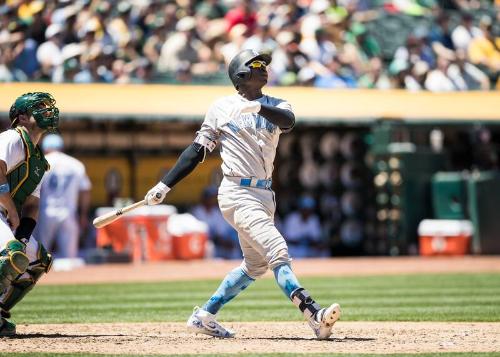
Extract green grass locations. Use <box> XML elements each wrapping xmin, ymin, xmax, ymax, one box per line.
<box><xmin>12</xmin><ymin>273</ymin><xmax>500</xmax><ymax>324</ymax></box>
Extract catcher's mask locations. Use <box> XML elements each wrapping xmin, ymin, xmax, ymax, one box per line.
<box><xmin>228</xmin><ymin>49</ymin><xmax>272</xmax><ymax>90</ymax></box>
<box><xmin>9</xmin><ymin>92</ymin><xmax>60</xmax><ymax>132</ymax></box>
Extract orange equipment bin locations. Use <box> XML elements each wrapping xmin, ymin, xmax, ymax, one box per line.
<box><xmin>95</xmin><ymin>205</ymin><xmax>177</xmax><ymax>261</ymax></box>
<box><xmin>418</xmin><ymin>219</ymin><xmax>473</xmax><ymax>256</ymax></box>
<box><xmin>167</xmin><ymin>213</ymin><xmax>208</xmax><ymax>260</ymax></box>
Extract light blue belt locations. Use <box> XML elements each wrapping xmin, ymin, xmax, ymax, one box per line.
<box><xmin>239</xmin><ymin>177</ymin><xmax>272</xmax><ymax>190</ymax></box>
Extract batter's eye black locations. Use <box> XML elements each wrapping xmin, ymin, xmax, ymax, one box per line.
<box><xmin>248</xmin><ymin>60</ymin><xmax>266</xmax><ymax>69</ymax></box>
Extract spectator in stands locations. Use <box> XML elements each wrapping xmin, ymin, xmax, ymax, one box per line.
<box><xmin>451</xmin><ymin>12</ymin><xmax>482</xmax><ymax>51</ymax></box>
<box><xmin>314</xmin><ymin>54</ymin><xmax>357</xmax><ymax>88</ymax></box>
<box><xmin>449</xmin><ymin>48</ymin><xmax>490</xmax><ymax>90</ymax></box>
<box><xmin>36</xmin><ymin>24</ymin><xmax>64</xmax><ymax>81</ymax></box>
<box><xmin>284</xmin><ymin>195</ymin><xmax>326</xmax><ymax>258</ymax></box>
<box><xmin>405</xmin><ymin>60</ymin><xmax>429</xmax><ymax>91</ymax></box>
<box><xmin>428</xmin><ymin>12</ymin><xmax>454</xmax><ymax>50</ymax></box>
<box><xmin>0</xmin><ymin>0</ymin><xmax>497</xmax><ymax>91</ymax></box>
<box><xmin>358</xmin><ymin>56</ymin><xmax>391</xmax><ymax>89</ymax></box>
<box><xmin>392</xmin><ymin>34</ymin><xmax>436</xmax><ymax>70</ymax></box>
<box><xmin>36</xmin><ymin>134</ymin><xmax>92</xmax><ymax>259</ymax></box>
<box><xmin>196</xmin><ymin>0</ymin><xmax>228</xmax><ymax>20</ymax></box>
<box><xmin>225</xmin><ymin>0</ymin><xmax>257</xmax><ymax>35</ymax></box>
<box><xmin>425</xmin><ymin>54</ymin><xmax>457</xmax><ymax>91</ymax></box>
<box><xmin>191</xmin><ymin>186</ymin><xmax>240</xmax><ymax>260</ymax></box>
<box><xmin>300</xmin><ymin>27</ymin><xmax>337</xmax><ymax>64</ymax></box>
<box><xmin>10</xmin><ymin>23</ymin><xmax>39</xmax><ymax>80</ymax></box>
<box><xmin>467</xmin><ymin>16</ymin><xmax>500</xmax><ymax>86</ymax></box>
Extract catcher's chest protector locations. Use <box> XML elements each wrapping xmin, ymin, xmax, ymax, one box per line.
<box><xmin>7</xmin><ymin>128</ymin><xmax>50</xmax><ymax>213</ymax></box>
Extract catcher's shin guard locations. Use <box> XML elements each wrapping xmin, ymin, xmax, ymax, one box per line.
<box><xmin>0</xmin><ymin>243</ymin><xmax>52</xmax><ymax>314</ymax></box>
<box><xmin>0</xmin><ymin>240</ymin><xmax>29</xmax><ymax>293</ymax></box>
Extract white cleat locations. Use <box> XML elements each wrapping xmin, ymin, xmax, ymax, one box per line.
<box><xmin>308</xmin><ymin>303</ymin><xmax>341</xmax><ymax>340</ymax></box>
<box><xmin>187</xmin><ymin>306</ymin><xmax>235</xmax><ymax>338</ymax></box>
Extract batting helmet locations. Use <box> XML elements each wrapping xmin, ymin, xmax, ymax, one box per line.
<box><xmin>228</xmin><ymin>49</ymin><xmax>272</xmax><ymax>89</ymax></box>
<box><xmin>9</xmin><ymin>92</ymin><xmax>60</xmax><ymax>132</ymax></box>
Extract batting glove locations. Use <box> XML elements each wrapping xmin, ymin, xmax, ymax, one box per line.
<box><xmin>145</xmin><ymin>182</ymin><xmax>171</xmax><ymax>205</ymax></box>
<box><xmin>229</xmin><ymin>100</ymin><xmax>261</xmax><ymax>120</ymax></box>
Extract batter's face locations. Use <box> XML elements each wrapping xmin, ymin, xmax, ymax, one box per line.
<box><xmin>248</xmin><ymin>60</ymin><xmax>268</xmax><ymax>87</ymax></box>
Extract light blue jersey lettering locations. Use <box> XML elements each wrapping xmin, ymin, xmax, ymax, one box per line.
<box><xmin>227</xmin><ymin>114</ymin><xmax>276</xmax><ymax>134</ymax></box>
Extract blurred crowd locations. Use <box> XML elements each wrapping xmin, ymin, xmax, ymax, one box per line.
<box><xmin>0</xmin><ymin>0</ymin><xmax>499</xmax><ymax>90</ymax></box>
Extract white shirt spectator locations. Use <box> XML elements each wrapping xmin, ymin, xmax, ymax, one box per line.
<box><xmin>451</xmin><ymin>24</ymin><xmax>482</xmax><ymax>51</ymax></box>
<box><xmin>425</xmin><ymin>68</ymin><xmax>456</xmax><ymax>92</ymax></box>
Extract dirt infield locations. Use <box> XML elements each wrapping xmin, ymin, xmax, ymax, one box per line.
<box><xmin>7</xmin><ymin>256</ymin><xmax>500</xmax><ymax>355</ymax></box>
<box><xmin>6</xmin><ymin>322</ymin><xmax>500</xmax><ymax>355</ymax></box>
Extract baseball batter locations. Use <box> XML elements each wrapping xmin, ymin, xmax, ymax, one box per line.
<box><xmin>0</xmin><ymin>92</ymin><xmax>59</xmax><ymax>336</ymax></box>
<box><xmin>145</xmin><ymin>49</ymin><xmax>341</xmax><ymax>339</ymax></box>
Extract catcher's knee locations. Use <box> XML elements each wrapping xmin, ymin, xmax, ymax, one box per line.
<box><xmin>268</xmin><ymin>248</ymin><xmax>291</xmax><ymax>271</ymax></box>
<box><xmin>0</xmin><ymin>243</ymin><xmax>52</xmax><ymax>313</ymax></box>
<box><xmin>0</xmin><ymin>240</ymin><xmax>29</xmax><ymax>292</ymax></box>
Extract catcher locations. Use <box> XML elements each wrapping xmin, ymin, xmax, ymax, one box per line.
<box><xmin>0</xmin><ymin>92</ymin><xmax>59</xmax><ymax>336</ymax></box>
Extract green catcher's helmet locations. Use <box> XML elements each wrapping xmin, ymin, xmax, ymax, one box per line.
<box><xmin>9</xmin><ymin>92</ymin><xmax>60</xmax><ymax>132</ymax></box>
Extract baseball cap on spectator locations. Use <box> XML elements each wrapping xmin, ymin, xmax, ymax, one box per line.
<box><xmin>350</xmin><ymin>22</ymin><xmax>367</xmax><ymax>37</ymax></box>
<box><xmin>117</xmin><ymin>1</ymin><xmax>132</xmax><ymax>14</ymax></box>
<box><xmin>203</xmin><ymin>18</ymin><xmax>227</xmax><ymax>41</ymax></box>
<box><xmin>389</xmin><ymin>59</ymin><xmax>409</xmax><ymax>75</ymax></box>
<box><xmin>176</xmin><ymin>16</ymin><xmax>196</xmax><ymax>32</ymax></box>
<box><xmin>63</xmin><ymin>57</ymin><xmax>79</xmax><ymax>72</ymax></box>
<box><xmin>42</xmin><ymin>134</ymin><xmax>64</xmax><ymax>152</ymax></box>
<box><xmin>61</xmin><ymin>43</ymin><xmax>84</xmax><ymax>61</ymax></box>
<box><xmin>82</xmin><ymin>19</ymin><xmax>100</xmax><ymax>36</ymax></box>
<box><xmin>276</xmin><ymin>31</ymin><xmax>295</xmax><ymax>46</ymax></box>
<box><xmin>310</xmin><ymin>0</ymin><xmax>330</xmax><ymax>14</ymax></box>
<box><xmin>412</xmin><ymin>61</ymin><xmax>429</xmax><ymax>77</ymax></box>
<box><xmin>45</xmin><ymin>23</ymin><xmax>63</xmax><ymax>39</ymax></box>
<box><xmin>228</xmin><ymin>23</ymin><xmax>248</xmax><ymax>40</ymax></box>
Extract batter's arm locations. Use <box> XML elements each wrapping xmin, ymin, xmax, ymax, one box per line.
<box><xmin>258</xmin><ymin>104</ymin><xmax>295</xmax><ymax>131</ymax></box>
<box><xmin>145</xmin><ymin>140</ymin><xmax>213</xmax><ymax>205</ymax></box>
<box><xmin>160</xmin><ymin>143</ymin><xmax>206</xmax><ymax>187</ymax></box>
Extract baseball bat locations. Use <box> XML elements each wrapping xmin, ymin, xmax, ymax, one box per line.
<box><xmin>92</xmin><ymin>193</ymin><xmax>162</xmax><ymax>228</ymax></box>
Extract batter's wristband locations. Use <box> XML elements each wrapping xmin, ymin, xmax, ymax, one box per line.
<box><xmin>15</xmin><ymin>217</ymin><xmax>37</xmax><ymax>241</ymax></box>
<box><xmin>0</xmin><ymin>183</ymin><xmax>9</xmax><ymax>194</ymax></box>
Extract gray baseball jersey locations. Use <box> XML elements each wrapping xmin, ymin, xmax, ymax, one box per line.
<box><xmin>195</xmin><ymin>94</ymin><xmax>293</xmax><ymax>179</ymax></box>
<box><xmin>194</xmin><ymin>93</ymin><xmax>294</xmax><ymax>278</ymax></box>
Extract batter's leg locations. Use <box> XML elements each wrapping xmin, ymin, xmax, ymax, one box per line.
<box><xmin>202</xmin><ymin>265</ymin><xmax>254</xmax><ymax>315</ymax></box>
<box><xmin>187</xmin><ymin>266</ymin><xmax>251</xmax><ymax>338</ymax></box>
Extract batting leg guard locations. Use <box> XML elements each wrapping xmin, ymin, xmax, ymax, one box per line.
<box><xmin>0</xmin><ymin>243</ymin><xmax>52</xmax><ymax>314</ymax></box>
<box><xmin>0</xmin><ymin>240</ymin><xmax>29</xmax><ymax>294</ymax></box>
<box><xmin>290</xmin><ymin>287</ymin><xmax>322</xmax><ymax>320</ymax></box>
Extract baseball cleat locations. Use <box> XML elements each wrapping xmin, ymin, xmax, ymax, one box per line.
<box><xmin>187</xmin><ymin>306</ymin><xmax>235</xmax><ymax>338</ymax></box>
<box><xmin>308</xmin><ymin>303</ymin><xmax>341</xmax><ymax>340</ymax></box>
<box><xmin>0</xmin><ymin>318</ymin><xmax>16</xmax><ymax>337</ymax></box>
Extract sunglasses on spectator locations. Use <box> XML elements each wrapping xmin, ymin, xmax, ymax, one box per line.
<box><xmin>248</xmin><ymin>60</ymin><xmax>267</xmax><ymax>69</ymax></box>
